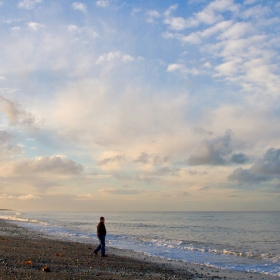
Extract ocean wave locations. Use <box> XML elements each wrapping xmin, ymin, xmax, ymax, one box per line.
<box><xmin>0</xmin><ymin>215</ymin><xmax>48</xmax><ymax>226</ymax></box>
<box><xmin>111</xmin><ymin>234</ymin><xmax>280</xmax><ymax>262</ymax></box>
<box><xmin>2</xmin><ymin>211</ymin><xmax>280</xmax><ymax>276</ymax></box>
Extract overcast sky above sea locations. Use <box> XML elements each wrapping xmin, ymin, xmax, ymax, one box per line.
<box><xmin>0</xmin><ymin>0</ymin><xmax>280</xmax><ymax>211</ymax></box>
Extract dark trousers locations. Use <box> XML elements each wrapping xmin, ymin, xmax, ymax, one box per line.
<box><xmin>94</xmin><ymin>235</ymin><xmax>105</xmax><ymax>256</ymax></box>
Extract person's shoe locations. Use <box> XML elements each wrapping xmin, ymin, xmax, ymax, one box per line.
<box><xmin>94</xmin><ymin>252</ymin><xmax>98</xmax><ymax>256</ymax></box>
<box><xmin>101</xmin><ymin>254</ymin><xmax>108</xmax><ymax>257</ymax></box>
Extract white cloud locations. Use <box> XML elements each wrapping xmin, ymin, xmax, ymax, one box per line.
<box><xmin>96</xmin><ymin>51</ymin><xmax>143</xmax><ymax>64</ymax></box>
<box><xmin>241</xmin><ymin>5</ymin><xmax>271</xmax><ymax>19</ymax></box>
<box><xmin>68</xmin><ymin>25</ymin><xmax>79</xmax><ymax>32</ymax></box>
<box><xmin>96</xmin><ymin>0</ymin><xmax>109</xmax><ymax>8</ymax></box>
<box><xmin>131</xmin><ymin>8</ymin><xmax>141</xmax><ymax>15</ymax></box>
<box><xmin>18</xmin><ymin>0</ymin><xmax>42</xmax><ymax>9</ymax></box>
<box><xmin>164</xmin><ymin>16</ymin><xmax>198</xmax><ymax>30</ymax></box>
<box><xmin>167</xmin><ymin>63</ymin><xmax>186</xmax><ymax>72</ymax></box>
<box><xmin>27</xmin><ymin>22</ymin><xmax>44</xmax><ymax>31</ymax></box>
<box><xmin>147</xmin><ymin>10</ymin><xmax>160</xmax><ymax>18</ymax></box>
<box><xmin>203</xmin><ymin>62</ymin><xmax>212</xmax><ymax>68</ymax></box>
<box><xmin>167</xmin><ymin>63</ymin><xmax>199</xmax><ymax>75</ymax></box>
<box><xmin>201</xmin><ymin>20</ymin><xmax>233</xmax><ymax>37</ymax></box>
<box><xmin>0</xmin><ymin>1</ymin><xmax>3</xmax><ymax>6</ymax></box>
<box><xmin>214</xmin><ymin>58</ymin><xmax>243</xmax><ymax>76</ymax></box>
<box><xmin>163</xmin><ymin>31</ymin><xmax>201</xmax><ymax>44</ymax></box>
<box><xmin>18</xmin><ymin>194</ymin><xmax>41</xmax><ymax>200</ymax></box>
<box><xmin>147</xmin><ymin>10</ymin><xmax>161</xmax><ymax>23</ymax></box>
<box><xmin>163</xmin><ymin>0</ymin><xmax>239</xmax><ymax>31</ymax></box>
<box><xmin>164</xmin><ymin>4</ymin><xmax>178</xmax><ymax>17</ymax></box>
<box><xmin>0</xmin><ymin>193</ymin><xmax>41</xmax><ymax>200</ymax></box>
<box><xmin>67</xmin><ymin>25</ymin><xmax>99</xmax><ymax>38</ymax></box>
<box><xmin>12</xmin><ymin>27</ymin><xmax>21</xmax><ymax>33</ymax></box>
<box><xmin>72</xmin><ymin>2</ymin><xmax>86</xmax><ymax>13</ymax></box>
<box><xmin>218</xmin><ymin>22</ymin><xmax>253</xmax><ymax>40</ymax></box>
<box><xmin>0</xmin><ymin>194</ymin><xmax>12</xmax><ymax>199</ymax></box>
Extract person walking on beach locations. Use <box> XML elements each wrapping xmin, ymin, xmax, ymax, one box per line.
<box><xmin>94</xmin><ymin>216</ymin><xmax>107</xmax><ymax>257</ymax></box>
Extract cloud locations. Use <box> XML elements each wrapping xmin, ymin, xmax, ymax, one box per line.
<box><xmin>161</xmin><ymin>1</ymin><xmax>280</xmax><ymax>96</ymax></box>
<box><xmin>72</xmin><ymin>2</ymin><xmax>86</xmax><ymax>13</ymax></box>
<box><xmin>229</xmin><ymin>148</ymin><xmax>280</xmax><ymax>184</ymax></box>
<box><xmin>167</xmin><ymin>63</ymin><xmax>186</xmax><ymax>72</ymax></box>
<box><xmin>96</xmin><ymin>51</ymin><xmax>143</xmax><ymax>64</ymax></box>
<box><xmin>251</xmin><ymin>148</ymin><xmax>280</xmax><ymax>175</ymax></box>
<box><xmin>244</xmin><ymin>0</ymin><xmax>257</xmax><ymax>5</ymax></box>
<box><xmin>0</xmin><ymin>130</ymin><xmax>14</xmax><ymax>144</ymax></box>
<box><xmin>162</xmin><ymin>189</ymin><xmax>189</xmax><ymax>198</ymax></box>
<box><xmin>188</xmin><ymin>170</ymin><xmax>208</xmax><ymax>176</ymax></box>
<box><xmin>18</xmin><ymin>0</ymin><xmax>42</xmax><ymax>9</ymax></box>
<box><xmin>98</xmin><ymin>154</ymin><xmax>125</xmax><ymax>166</ymax></box>
<box><xmin>18</xmin><ymin>194</ymin><xmax>41</xmax><ymax>200</ymax></box>
<box><xmin>9</xmin><ymin>156</ymin><xmax>83</xmax><ymax>175</ymax></box>
<box><xmin>0</xmin><ymin>130</ymin><xmax>22</xmax><ymax>160</ymax></box>
<box><xmin>131</xmin><ymin>8</ymin><xmax>141</xmax><ymax>15</ymax></box>
<box><xmin>199</xmin><ymin>186</ymin><xmax>210</xmax><ymax>191</ymax></box>
<box><xmin>134</xmin><ymin>152</ymin><xmax>169</xmax><ymax>166</ymax></box>
<box><xmin>229</xmin><ymin>167</ymin><xmax>270</xmax><ymax>183</ymax></box>
<box><xmin>230</xmin><ymin>153</ymin><xmax>249</xmax><ymax>164</ymax></box>
<box><xmin>217</xmin><ymin>22</ymin><xmax>253</xmax><ymax>40</ymax></box>
<box><xmin>188</xmin><ymin>130</ymin><xmax>233</xmax><ymax>166</ymax></box>
<box><xmin>0</xmin><ymin>95</ymin><xmax>41</xmax><ymax>130</ymax></box>
<box><xmin>241</xmin><ymin>5</ymin><xmax>271</xmax><ymax>19</ymax></box>
<box><xmin>163</xmin><ymin>31</ymin><xmax>202</xmax><ymax>44</ymax></box>
<box><xmin>27</xmin><ymin>22</ymin><xmax>44</xmax><ymax>31</ymax></box>
<box><xmin>147</xmin><ymin>10</ymin><xmax>161</xmax><ymax>23</ymax></box>
<box><xmin>96</xmin><ymin>0</ymin><xmax>109</xmax><ymax>8</ymax></box>
<box><xmin>152</xmin><ymin>166</ymin><xmax>180</xmax><ymax>177</ymax></box>
<box><xmin>167</xmin><ymin>63</ymin><xmax>200</xmax><ymax>74</ymax></box>
<box><xmin>67</xmin><ymin>25</ymin><xmax>99</xmax><ymax>38</ymax></box>
<box><xmin>0</xmin><ymin>193</ymin><xmax>41</xmax><ymax>200</ymax></box>
<box><xmin>163</xmin><ymin>0</ymin><xmax>239</xmax><ymax>31</ymax></box>
<box><xmin>101</xmin><ymin>188</ymin><xmax>141</xmax><ymax>195</ymax></box>
<box><xmin>201</xmin><ymin>20</ymin><xmax>233</xmax><ymax>37</ymax></box>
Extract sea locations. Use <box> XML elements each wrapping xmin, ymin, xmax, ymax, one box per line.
<box><xmin>0</xmin><ymin>210</ymin><xmax>279</xmax><ymax>277</ymax></box>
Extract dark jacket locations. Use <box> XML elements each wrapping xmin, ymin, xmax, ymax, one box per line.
<box><xmin>97</xmin><ymin>221</ymin><xmax>106</xmax><ymax>237</ymax></box>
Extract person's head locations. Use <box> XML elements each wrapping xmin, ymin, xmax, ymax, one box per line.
<box><xmin>100</xmin><ymin>216</ymin><xmax>105</xmax><ymax>223</ymax></box>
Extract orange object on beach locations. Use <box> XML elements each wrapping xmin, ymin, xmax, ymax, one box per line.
<box><xmin>42</xmin><ymin>266</ymin><xmax>51</xmax><ymax>272</ymax></box>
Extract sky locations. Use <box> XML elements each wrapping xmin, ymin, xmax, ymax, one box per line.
<box><xmin>0</xmin><ymin>0</ymin><xmax>280</xmax><ymax>211</ymax></box>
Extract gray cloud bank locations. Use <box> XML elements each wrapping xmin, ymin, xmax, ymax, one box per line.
<box><xmin>0</xmin><ymin>95</ymin><xmax>41</xmax><ymax>130</ymax></box>
<box><xmin>12</xmin><ymin>156</ymin><xmax>83</xmax><ymax>175</ymax></box>
<box><xmin>98</xmin><ymin>154</ymin><xmax>125</xmax><ymax>165</ymax></box>
<box><xmin>188</xmin><ymin>130</ymin><xmax>248</xmax><ymax>166</ymax></box>
<box><xmin>0</xmin><ymin>130</ymin><xmax>21</xmax><ymax>159</ymax></box>
<box><xmin>229</xmin><ymin>148</ymin><xmax>280</xmax><ymax>184</ymax></box>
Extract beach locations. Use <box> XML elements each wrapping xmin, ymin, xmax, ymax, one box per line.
<box><xmin>0</xmin><ymin>220</ymin><xmax>279</xmax><ymax>280</ymax></box>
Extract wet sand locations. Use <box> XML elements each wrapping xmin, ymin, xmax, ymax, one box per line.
<box><xmin>0</xmin><ymin>220</ymin><xmax>279</xmax><ymax>280</ymax></box>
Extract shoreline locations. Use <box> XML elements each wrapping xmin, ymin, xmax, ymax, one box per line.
<box><xmin>0</xmin><ymin>219</ymin><xmax>279</xmax><ymax>280</ymax></box>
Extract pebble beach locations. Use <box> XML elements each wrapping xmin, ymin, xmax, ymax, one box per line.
<box><xmin>0</xmin><ymin>220</ymin><xmax>279</xmax><ymax>280</ymax></box>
